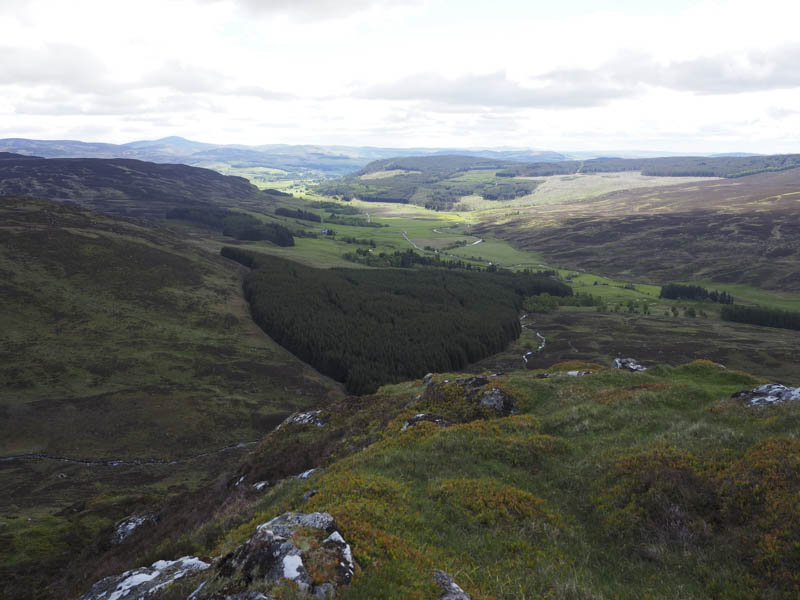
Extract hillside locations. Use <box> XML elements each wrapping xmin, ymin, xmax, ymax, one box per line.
<box><xmin>2</xmin><ymin>159</ymin><xmax>800</xmax><ymax>599</ymax></box>
<box><xmin>0</xmin><ymin>153</ymin><xmax>276</xmax><ymax>219</ymax></box>
<box><xmin>477</xmin><ymin>167</ymin><xmax>800</xmax><ymax>290</ymax></box>
<box><xmin>40</xmin><ymin>359</ymin><xmax>800</xmax><ymax>600</ymax></box>
<box><xmin>0</xmin><ymin>197</ymin><xmax>341</xmax><ymax>597</ymax></box>
<box><xmin>496</xmin><ymin>153</ymin><xmax>800</xmax><ymax>178</ymax></box>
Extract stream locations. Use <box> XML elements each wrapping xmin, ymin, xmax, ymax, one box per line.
<box><xmin>520</xmin><ymin>315</ymin><xmax>546</xmax><ymax>364</ymax></box>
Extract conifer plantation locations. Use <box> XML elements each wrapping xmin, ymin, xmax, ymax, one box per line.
<box><xmin>223</xmin><ymin>249</ymin><xmax>571</xmax><ymax>393</ymax></box>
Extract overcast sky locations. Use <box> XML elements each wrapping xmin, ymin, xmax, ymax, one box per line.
<box><xmin>2</xmin><ymin>0</ymin><xmax>800</xmax><ymax>153</ymax></box>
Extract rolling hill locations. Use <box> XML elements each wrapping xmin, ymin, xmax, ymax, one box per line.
<box><xmin>317</xmin><ymin>152</ymin><xmax>800</xmax><ymax>211</ymax></box>
<box><xmin>477</xmin><ymin>167</ymin><xmax>800</xmax><ymax>290</ymax></box>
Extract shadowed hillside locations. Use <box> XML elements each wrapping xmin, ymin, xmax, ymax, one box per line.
<box><xmin>0</xmin><ymin>153</ymin><xmax>277</xmax><ymax>219</ymax></box>
<box><xmin>0</xmin><ymin>196</ymin><xmax>342</xmax><ymax>598</ymax></box>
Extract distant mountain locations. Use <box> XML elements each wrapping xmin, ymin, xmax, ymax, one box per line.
<box><xmin>0</xmin><ymin>152</ymin><xmax>275</xmax><ymax>219</ymax></box>
<box><xmin>0</xmin><ymin>137</ymin><xmax>567</xmax><ymax>178</ymax></box>
<box><xmin>709</xmin><ymin>152</ymin><xmax>764</xmax><ymax>158</ymax></box>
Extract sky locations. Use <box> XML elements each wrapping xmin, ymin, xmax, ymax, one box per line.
<box><xmin>2</xmin><ymin>0</ymin><xmax>800</xmax><ymax>153</ymax></box>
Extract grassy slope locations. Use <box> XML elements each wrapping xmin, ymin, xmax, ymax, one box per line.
<box><xmin>0</xmin><ymin>196</ymin><xmax>342</xmax><ymax>596</ymax></box>
<box><xmin>94</xmin><ymin>360</ymin><xmax>800</xmax><ymax>600</ymax></box>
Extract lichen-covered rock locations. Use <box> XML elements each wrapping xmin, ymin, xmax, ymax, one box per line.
<box><xmin>192</xmin><ymin>512</ymin><xmax>356</xmax><ymax>599</ymax></box>
<box><xmin>79</xmin><ymin>556</ymin><xmax>210</xmax><ymax>600</ymax></box>
<box><xmin>401</xmin><ymin>413</ymin><xmax>452</xmax><ymax>431</ymax></box>
<box><xmin>478</xmin><ymin>387</ymin><xmax>517</xmax><ymax>416</ymax></box>
<box><xmin>613</xmin><ymin>358</ymin><xmax>646</xmax><ymax>371</ymax></box>
<box><xmin>732</xmin><ymin>383</ymin><xmax>800</xmax><ymax>407</ymax></box>
<box><xmin>433</xmin><ymin>570</ymin><xmax>470</xmax><ymax>599</ymax></box>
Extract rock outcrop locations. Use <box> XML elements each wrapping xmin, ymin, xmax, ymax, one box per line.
<box><xmin>421</xmin><ymin>375</ymin><xmax>518</xmax><ymax>417</ymax></box>
<box><xmin>190</xmin><ymin>511</ymin><xmax>356</xmax><ymax>599</ymax></box>
<box><xmin>295</xmin><ymin>468</ymin><xmax>321</xmax><ymax>480</ymax></box>
<box><xmin>613</xmin><ymin>358</ymin><xmax>646</xmax><ymax>371</ymax></box>
<box><xmin>111</xmin><ymin>513</ymin><xmax>154</xmax><ymax>544</ymax></box>
<box><xmin>281</xmin><ymin>410</ymin><xmax>329</xmax><ymax>428</ymax></box>
<box><xmin>477</xmin><ymin>387</ymin><xmax>517</xmax><ymax>416</ymax></box>
<box><xmin>433</xmin><ymin>570</ymin><xmax>471</xmax><ymax>600</ymax></box>
<box><xmin>536</xmin><ymin>370</ymin><xmax>592</xmax><ymax>379</ymax></box>
<box><xmin>79</xmin><ymin>556</ymin><xmax>211</xmax><ymax>600</ymax></box>
<box><xmin>732</xmin><ymin>383</ymin><xmax>800</xmax><ymax>407</ymax></box>
<box><xmin>81</xmin><ymin>512</ymin><xmax>356</xmax><ymax>600</ymax></box>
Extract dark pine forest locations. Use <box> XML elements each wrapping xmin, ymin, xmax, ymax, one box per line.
<box><xmin>222</xmin><ymin>248</ymin><xmax>571</xmax><ymax>393</ymax></box>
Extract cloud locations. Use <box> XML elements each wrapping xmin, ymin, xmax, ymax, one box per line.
<box><xmin>197</xmin><ymin>0</ymin><xmax>422</xmax><ymax>21</ymax></box>
<box><xmin>143</xmin><ymin>61</ymin><xmax>227</xmax><ymax>94</ymax></box>
<box><xmin>230</xmin><ymin>85</ymin><xmax>296</xmax><ymax>101</ymax></box>
<box><xmin>544</xmin><ymin>44</ymin><xmax>800</xmax><ymax>96</ymax></box>
<box><xmin>360</xmin><ymin>44</ymin><xmax>800</xmax><ymax>111</ymax></box>
<box><xmin>141</xmin><ymin>62</ymin><xmax>296</xmax><ymax>100</ymax></box>
<box><xmin>0</xmin><ymin>44</ymin><xmax>113</xmax><ymax>92</ymax></box>
<box><xmin>355</xmin><ymin>71</ymin><xmax>630</xmax><ymax>109</ymax></box>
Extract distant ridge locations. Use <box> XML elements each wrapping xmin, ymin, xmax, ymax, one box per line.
<box><xmin>0</xmin><ymin>137</ymin><xmax>567</xmax><ymax>177</ymax></box>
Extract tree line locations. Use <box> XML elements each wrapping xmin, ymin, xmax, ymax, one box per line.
<box><xmin>222</xmin><ymin>249</ymin><xmax>569</xmax><ymax>394</ymax></box>
<box><xmin>275</xmin><ymin>207</ymin><xmax>322</xmax><ymax>223</ymax></box>
<box><xmin>660</xmin><ymin>283</ymin><xmax>734</xmax><ymax>304</ymax></box>
<box><xmin>166</xmin><ymin>206</ymin><xmax>294</xmax><ymax>246</ymax></box>
<box><xmin>721</xmin><ymin>305</ymin><xmax>800</xmax><ymax>330</ymax></box>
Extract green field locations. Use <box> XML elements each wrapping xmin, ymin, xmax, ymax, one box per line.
<box><xmin>250</xmin><ymin>193</ymin><xmax>800</xmax><ymax>317</ymax></box>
